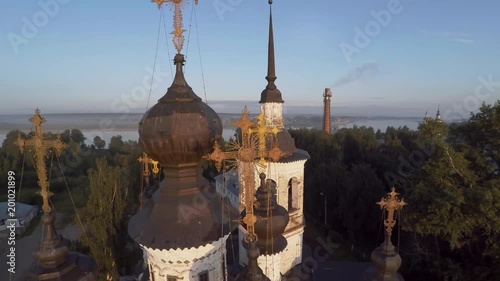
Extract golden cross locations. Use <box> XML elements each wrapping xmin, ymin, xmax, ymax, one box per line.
<box><xmin>151</xmin><ymin>0</ymin><xmax>199</xmax><ymax>54</ymax></box>
<box><xmin>15</xmin><ymin>109</ymin><xmax>67</xmax><ymax>214</ymax></box>
<box><xmin>204</xmin><ymin>107</ymin><xmax>284</xmax><ymax>242</ymax></box>
<box><xmin>248</xmin><ymin>112</ymin><xmax>282</xmax><ymax>169</ymax></box>
<box><xmin>138</xmin><ymin>152</ymin><xmax>160</xmax><ymax>177</ymax></box>
<box><xmin>376</xmin><ymin>187</ymin><xmax>407</xmax><ymax>233</ymax></box>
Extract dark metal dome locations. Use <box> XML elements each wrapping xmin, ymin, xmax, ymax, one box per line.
<box><xmin>241</xmin><ymin>173</ymin><xmax>289</xmax><ymax>255</ymax></box>
<box><xmin>139</xmin><ymin>54</ymin><xmax>222</xmax><ymax>165</ymax></box>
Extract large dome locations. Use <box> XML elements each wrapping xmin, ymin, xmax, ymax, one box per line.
<box><xmin>139</xmin><ymin>54</ymin><xmax>222</xmax><ymax>165</ymax></box>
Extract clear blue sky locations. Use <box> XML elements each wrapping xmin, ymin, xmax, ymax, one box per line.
<box><xmin>1</xmin><ymin>0</ymin><xmax>499</xmax><ymax>117</ymax></box>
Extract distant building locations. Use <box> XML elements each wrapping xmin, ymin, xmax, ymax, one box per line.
<box><xmin>435</xmin><ymin>106</ymin><xmax>442</xmax><ymax>122</ymax></box>
<box><xmin>0</xmin><ymin>202</ymin><xmax>38</xmax><ymax>235</ymax></box>
<box><xmin>323</xmin><ymin>88</ymin><xmax>332</xmax><ymax>134</ymax></box>
<box><xmin>214</xmin><ymin>169</ymin><xmax>240</xmax><ymax>210</ymax></box>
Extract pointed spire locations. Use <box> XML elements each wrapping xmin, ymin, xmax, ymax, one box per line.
<box><xmin>259</xmin><ymin>0</ymin><xmax>284</xmax><ymax>104</ymax></box>
<box><xmin>435</xmin><ymin>104</ymin><xmax>442</xmax><ymax>122</ymax></box>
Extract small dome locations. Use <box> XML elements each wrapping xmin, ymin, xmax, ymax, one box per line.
<box><xmin>241</xmin><ymin>173</ymin><xmax>289</xmax><ymax>254</ymax></box>
<box><xmin>139</xmin><ymin>54</ymin><xmax>222</xmax><ymax>165</ymax></box>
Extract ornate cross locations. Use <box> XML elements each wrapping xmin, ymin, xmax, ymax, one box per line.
<box><xmin>151</xmin><ymin>0</ymin><xmax>199</xmax><ymax>54</ymax></box>
<box><xmin>248</xmin><ymin>112</ymin><xmax>281</xmax><ymax>168</ymax></box>
<box><xmin>204</xmin><ymin>107</ymin><xmax>284</xmax><ymax>242</ymax></box>
<box><xmin>138</xmin><ymin>152</ymin><xmax>160</xmax><ymax>186</ymax></box>
<box><xmin>15</xmin><ymin>109</ymin><xmax>67</xmax><ymax>214</ymax></box>
<box><xmin>376</xmin><ymin>187</ymin><xmax>407</xmax><ymax>233</ymax></box>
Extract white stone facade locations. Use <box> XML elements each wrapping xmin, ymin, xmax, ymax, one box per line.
<box><xmin>142</xmin><ymin>235</ymin><xmax>228</xmax><ymax>281</ymax></box>
<box><xmin>260</xmin><ymin>103</ymin><xmax>284</xmax><ymax>128</ymax></box>
<box><xmin>211</xmin><ymin>101</ymin><xmax>307</xmax><ymax>280</ymax></box>
<box><xmin>241</xmin><ymin>160</ymin><xmax>307</xmax><ymax>275</ymax></box>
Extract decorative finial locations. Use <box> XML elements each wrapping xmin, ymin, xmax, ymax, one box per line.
<box><xmin>376</xmin><ymin>187</ymin><xmax>407</xmax><ymax>233</ymax></box>
<box><xmin>259</xmin><ymin>0</ymin><xmax>284</xmax><ymax>103</ymax></box>
<box><xmin>16</xmin><ymin>109</ymin><xmax>67</xmax><ymax>214</ymax></box>
<box><xmin>151</xmin><ymin>0</ymin><xmax>199</xmax><ymax>54</ymax></box>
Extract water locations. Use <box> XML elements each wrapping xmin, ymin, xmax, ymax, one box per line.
<box><xmin>0</xmin><ymin>113</ymin><xmax>423</xmax><ymax>146</ymax></box>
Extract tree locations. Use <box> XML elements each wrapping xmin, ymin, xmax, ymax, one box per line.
<box><xmin>108</xmin><ymin>135</ymin><xmax>124</xmax><ymax>154</ymax></box>
<box><xmin>93</xmin><ymin>136</ymin><xmax>106</xmax><ymax>150</ymax></box>
<box><xmin>339</xmin><ymin>163</ymin><xmax>385</xmax><ymax>250</ymax></box>
<box><xmin>467</xmin><ymin>101</ymin><xmax>500</xmax><ymax>170</ymax></box>
<box><xmin>70</xmin><ymin>128</ymin><xmax>86</xmax><ymax>145</ymax></box>
<box><xmin>0</xmin><ymin>130</ymin><xmax>28</xmax><ymax>189</ymax></box>
<box><xmin>60</xmin><ymin>129</ymin><xmax>71</xmax><ymax>143</ymax></box>
<box><xmin>401</xmin><ymin>112</ymin><xmax>500</xmax><ymax>280</ymax></box>
<box><xmin>79</xmin><ymin>158</ymin><xmax>128</xmax><ymax>281</ymax></box>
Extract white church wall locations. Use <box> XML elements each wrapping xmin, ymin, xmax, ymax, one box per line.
<box><xmin>258</xmin><ymin>252</ymin><xmax>282</xmax><ymax>281</ymax></box>
<box><xmin>280</xmin><ymin>230</ymin><xmax>304</xmax><ymax>274</ymax></box>
<box><xmin>260</xmin><ymin>103</ymin><xmax>284</xmax><ymax>128</ymax></box>
<box><xmin>144</xmin><ymin>235</ymin><xmax>228</xmax><ymax>281</ymax></box>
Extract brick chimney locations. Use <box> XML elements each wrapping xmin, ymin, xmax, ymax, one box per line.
<box><xmin>323</xmin><ymin>88</ymin><xmax>332</xmax><ymax>134</ymax></box>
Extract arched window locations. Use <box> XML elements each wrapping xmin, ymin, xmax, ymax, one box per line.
<box><xmin>288</xmin><ymin>177</ymin><xmax>299</xmax><ymax>212</ymax></box>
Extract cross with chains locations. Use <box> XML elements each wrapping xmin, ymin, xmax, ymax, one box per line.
<box><xmin>376</xmin><ymin>187</ymin><xmax>407</xmax><ymax>233</ymax></box>
<box><xmin>15</xmin><ymin>109</ymin><xmax>67</xmax><ymax>213</ymax></box>
<box><xmin>204</xmin><ymin>107</ymin><xmax>285</xmax><ymax>242</ymax></box>
<box><xmin>151</xmin><ymin>0</ymin><xmax>199</xmax><ymax>54</ymax></box>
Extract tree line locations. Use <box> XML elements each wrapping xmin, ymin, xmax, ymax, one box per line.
<box><xmin>289</xmin><ymin>101</ymin><xmax>500</xmax><ymax>281</ymax></box>
<box><xmin>0</xmin><ymin>129</ymin><xmax>143</xmax><ymax>280</ymax></box>
<box><xmin>0</xmin><ymin>100</ymin><xmax>498</xmax><ymax>280</ymax></box>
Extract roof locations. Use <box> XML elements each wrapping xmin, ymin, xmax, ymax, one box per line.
<box><xmin>0</xmin><ymin>201</ymin><xmax>37</xmax><ymax>220</ymax></box>
<box><xmin>128</xmin><ymin>183</ymin><xmax>235</xmax><ymax>250</ymax></box>
<box><xmin>278</xmin><ymin>148</ymin><xmax>310</xmax><ymax>163</ymax></box>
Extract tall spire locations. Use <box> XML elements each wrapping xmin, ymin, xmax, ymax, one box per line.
<box><xmin>435</xmin><ymin>104</ymin><xmax>442</xmax><ymax>122</ymax></box>
<box><xmin>260</xmin><ymin>0</ymin><xmax>284</xmax><ymax>104</ymax></box>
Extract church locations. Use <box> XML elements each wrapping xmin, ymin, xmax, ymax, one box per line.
<box><xmin>11</xmin><ymin>0</ymin><xmax>408</xmax><ymax>280</ymax></box>
<box><xmin>126</xmin><ymin>0</ymin><xmax>406</xmax><ymax>281</ymax></box>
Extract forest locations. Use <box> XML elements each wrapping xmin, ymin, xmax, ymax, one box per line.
<box><xmin>290</xmin><ymin>101</ymin><xmax>500</xmax><ymax>281</ymax></box>
<box><xmin>0</xmin><ymin>100</ymin><xmax>498</xmax><ymax>281</ymax></box>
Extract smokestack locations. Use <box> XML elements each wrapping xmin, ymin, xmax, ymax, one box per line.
<box><xmin>323</xmin><ymin>88</ymin><xmax>332</xmax><ymax>134</ymax></box>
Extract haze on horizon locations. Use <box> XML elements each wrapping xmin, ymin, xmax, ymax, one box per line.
<box><xmin>1</xmin><ymin>0</ymin><xmax>499</xmax><ymax>118</ymax></box>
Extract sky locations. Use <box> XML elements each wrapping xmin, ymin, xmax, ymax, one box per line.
<box><xmin>1</xmin><ymin>0</ymin><xmax>499</xmax><ymax>117</ymax></box>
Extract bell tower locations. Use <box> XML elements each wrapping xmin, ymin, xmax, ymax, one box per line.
<box><xmin>239</xmin><ymin>0</ymin><xmax>310</xmax><ymax>276</ymax></box>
